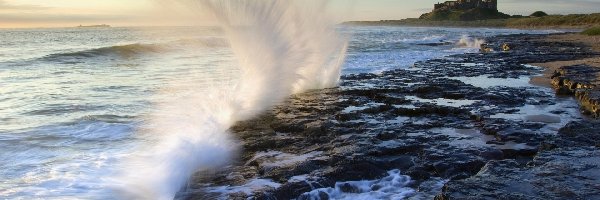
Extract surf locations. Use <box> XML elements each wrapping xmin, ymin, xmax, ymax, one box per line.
<box><xmin>113</xmin><ymin>0</ymin><xmax>347</xmax><ymax>199</ymax></box>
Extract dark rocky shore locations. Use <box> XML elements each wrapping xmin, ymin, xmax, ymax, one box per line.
<box><xmin>178</xmin><ymin>33</ymin><xmax>600</xmax><ymax>200</ymax></box>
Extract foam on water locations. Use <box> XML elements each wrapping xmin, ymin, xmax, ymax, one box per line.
<box><xmin>300</xmin><ymin>170</ymin><xmax>417</xmax><ymax>200</ymax></box>
<box><xmin>113</xmin><ymin>1</ymin><xmax>346</xmax><ymax>199</ymax></box>
<box><xmin>205</xmin><ymin>178</ymin><xmax>282</xmax><ymax>197</ymax></box>
<box><xmin>0</xmin><ymin>121</ymin><xmax>136</xmax><ymax>199</ymax></box>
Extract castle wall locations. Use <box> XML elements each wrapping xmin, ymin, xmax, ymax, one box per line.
<box><xmin>433</xmin><ymin>0</ymin><xmax>497</xmax><ymax>11</ymax></box>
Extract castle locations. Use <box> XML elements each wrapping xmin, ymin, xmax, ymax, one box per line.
<box><xmin>434</xmin><ymin>0</ymin><xmax>497</xmax><ymax>11</ymax></box>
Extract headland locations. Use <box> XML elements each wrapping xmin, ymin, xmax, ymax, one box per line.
<box><xmin>344</xmin><ymin>1</ymin><xmax>600</xmax><ymax>29</ymax></box>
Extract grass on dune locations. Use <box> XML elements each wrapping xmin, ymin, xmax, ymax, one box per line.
<box><xmin>506</xmin><ymin>13</ymin><xmax>600</xmax><ymax>28</ymax></box>
<box><xmin>581</xmin><ymin>27</ymin><xmax>600</xmax><ymax>36</ymax></box>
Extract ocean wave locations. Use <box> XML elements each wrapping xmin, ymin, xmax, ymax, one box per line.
<box><xmin>37</xmin><ymin>37</ymin><xmax>229</xmax><ymax>62</ymax></box>
<box><xmin>40</xmin><ymin>44</ymin><xmax>164</xmax><ymax>61</ymax></box>
<box><xmin>399</xmin><ymin>35</ymin><xmax>446</xmax><ymax>44</ymax></box>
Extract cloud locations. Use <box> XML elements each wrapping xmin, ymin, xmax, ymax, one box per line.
<box><xmin>0</xmin><ymin>0</ymin><xmax>49</xmax><ymax>11</ymax></box>
<box><xmin>0</xmin><ymin>0</ymin><xmax>140</xmax><ymax>27</ymax></box>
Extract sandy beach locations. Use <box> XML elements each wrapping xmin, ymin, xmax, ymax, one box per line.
<box><xmin>531</xmin><ymin>33</ymin><xmax>600</xmax><ymax>87</ymax></box>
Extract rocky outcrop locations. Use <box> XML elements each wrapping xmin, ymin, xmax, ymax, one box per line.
<box><xmin>436</xmin><ymin>147</ymin><xmax>600</xmax><ymax>200</ymax></box>
<box><xmin>179</xmin><ymin>34</ymin><xmax>599</xmax><ymax>200</ymax></box>
<box><xmin>437</xmin><ymin>120</ymin><xmax>600</xmax><ymax>200</ymax></box>
<box><xmin>551</xmin><ymin>64</ymin><xmax>600</xmax><ymax>117</ymax></box>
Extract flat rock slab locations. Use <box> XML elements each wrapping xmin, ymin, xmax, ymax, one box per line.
<box><xmin>178</xmin><ymin>33</ymin><xmax>600</xmax><ymax>200</ymax></box>
<box><xmin>437</xmin><ymin>147</ymin><xmax>600</xmax><ymax>200</ymax></box>
<box><xmin>551</xmin><ymin>64</ymin><xmax>600</xmax><ymax>117</ymax></box>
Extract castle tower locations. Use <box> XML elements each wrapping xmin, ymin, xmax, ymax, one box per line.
<box><xmin>487</xmin><ymin>0</ymin><xmax>498</xmax><ymax>10</ymax></box>
<box><xmin>432</xmin><ymin>0</ymin><xmax>498</xmax><ymax>11</ymax></box>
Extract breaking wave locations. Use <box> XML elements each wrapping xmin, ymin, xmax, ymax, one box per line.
<box><xmin>113</xmin><ymin>0</ymin><xmax>347</xmax><ymax>199</ymax></box>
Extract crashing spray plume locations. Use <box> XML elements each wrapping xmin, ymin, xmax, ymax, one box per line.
<box><xmin>457</xmin><ymin>35</ymin><xmax>486</xmax><ymax>48</ymax></box>
<box><xmin>114</xmin><ymin>0</ymin><xmax>347</xmax><ymax>199</ymax></box>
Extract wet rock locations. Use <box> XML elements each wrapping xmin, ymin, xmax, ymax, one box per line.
<box><xmin>180</xmin><ymin>33</ymin><xmax>600</xmax><ymax>199</ymax></box>
<box><xmin>387</xmin><ymin>156</ymin><xmax>416</xmax><ymax>171</ymax></box>
<box><xmin>551</xmin><ymin>64</ymin><xmax>600</xmax><ymax>117</ymax></box>
<box><xmin>548</xmin><ymin>120</ymin><xmax>600</xmax><ymax>148</ymax></box>
<box><xmin>438</xmin><ymin>147</ymin><xmax>600</xmax><ymax>200</ymax></box>
<box><xmin>271</xmin><ymin>181</ymin><xmax>314</xmax><ymax>200</ymax></box>
<box><xmin>478</xmin><ymin>148</ymin><xmax>503</xmax><ymax>160</ymax></box>
<box><xmin>321</xmin><ymin>159</ymin><xmax>388</xmax><ymax>182</ymax></box>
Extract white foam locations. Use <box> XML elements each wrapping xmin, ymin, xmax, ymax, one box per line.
<box><xmin>249</xmin><ymin>151</ymin><xmax>323</xmax><ymax>168</ymax></box>
<box><xmin>206</xmin><ymin>178</ymin><xmax>281</xmax><ymax>197</ymax></box>
<box><xmin>289</xmin><ymin>174</ymin><xmax>310</xmax><ymax>183</ymax></box>
<box><xmin>456</xmin><ymin>35</ymin><xmax>485</xmax><ymax>49</ymax></box>
<box><xmin>300</xmin><ymin>170</ymin><xmax>415</xmax><ymax>200</ymax></box>
<box><xmin>113</xmin><ymin>1</ymin><xmax>347</xmax><ymax>199</ymax></box>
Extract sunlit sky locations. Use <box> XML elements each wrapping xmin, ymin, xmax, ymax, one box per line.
<box><xmin>1</xmin><ymin>0</ymin><xmax>599</xmax><ymax>28</ymax></box>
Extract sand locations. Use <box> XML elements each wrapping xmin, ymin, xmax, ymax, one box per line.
<box><xmin>529</xmin><ymin>33</ymin><xmax>600</xmax><ymax>87</ymax></box>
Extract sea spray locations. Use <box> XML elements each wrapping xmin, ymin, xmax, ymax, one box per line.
<box><xmin>115</xmin><ymin>0</ymin><xmax>347</xmax><ymax>199</ymax></box>
<box><xmin>457</xmin><ymin>35</ymin><xmax>486</xmax><ymax>48</ymax></box>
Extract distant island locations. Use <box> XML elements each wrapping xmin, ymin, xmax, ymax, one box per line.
<box><xmin>344</xmin><ymin>0</ymin><xmax>600</xmax><ymax>28</ymax></box>
<box><xmin>77</xmin><ymin>24</ymin><xmax>111</xmax><ymax>28</ymax></box>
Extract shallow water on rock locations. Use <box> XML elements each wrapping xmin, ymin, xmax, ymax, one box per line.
<box><xmin>449</xmin><ymin>75</ymin><xmax>533</xmax><ymax>88</ymax></box>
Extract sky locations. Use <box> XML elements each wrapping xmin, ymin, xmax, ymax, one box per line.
<box><xmin>1</xmin><ymin>0</ymin><xmax>599</xmax><ymax>28</ymax></box>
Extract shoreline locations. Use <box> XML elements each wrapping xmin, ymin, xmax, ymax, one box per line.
<box><xmin>343</xmin><ymin>22</ymin><xmax>590</xmax><ymax>31</ymax></box>
<box><xmin>180</xmin><ymin>33</ymin><xmax>600</xmax><ymax>199</ymax></box>
<box><xmin>343</xmin><ymin>13</ymin><xmax>600</xmax><ymax>30</ymax></box>
<box><xmin>530</xmin><ymin>34</ymin><xmax>600</xmax><ymax>87</ymax></box>
<box><xmin>530</xmin><ymin>33</ymin><xmax>600</xmax><ymax>116</ymax></box>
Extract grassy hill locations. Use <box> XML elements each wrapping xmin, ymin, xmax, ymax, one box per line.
<box><xmin>506</xmin><ymin>13</ymin><xmax>600</xmax><ymax>28</ymax></box>
<box><xmin>343</xmin><ymin>13</ymin><xmax>600</xmax><ymax>29</ymax></box>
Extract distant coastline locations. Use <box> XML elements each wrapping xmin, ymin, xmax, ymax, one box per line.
<box><xmin>348</xmin><ymin>1</ymin><xmax>600</xmax><ymax>29</ymax></box>
<box><xmin>76</xmin><ymin>24</ymin><xmax>110</xmax><ymax>28</ymax></box>
<box><xmin>343</xmin><ymin>13</ymin><xmax>600</xmax><ymax>29</ymax></box>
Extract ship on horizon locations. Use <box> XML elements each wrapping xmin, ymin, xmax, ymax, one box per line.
<box><xmin>77</xmin><ymin>24</ymin><xmax>110</xmax><ymax>28</ymax></box>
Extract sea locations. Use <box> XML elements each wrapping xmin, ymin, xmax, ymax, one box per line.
<box><xmin>0</xmin><ymin>26</ymin><xmax>561</xmax><ymax>199</ymax></box>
